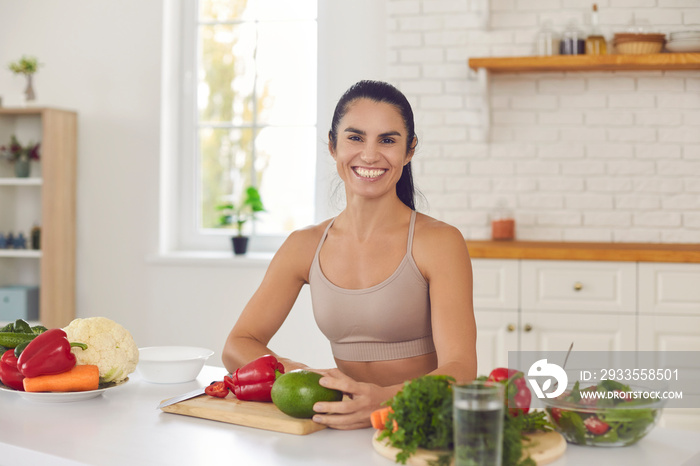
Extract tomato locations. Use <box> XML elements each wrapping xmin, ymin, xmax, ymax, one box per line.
<box><xmin>487</xmin><ymin>367</ymin><xmax>531</xmax><ymax>416</ymax></box>
<box><xmin>583</xmin><ymin>415</ymin><xmax>610</xmax><ymax>435</ymax></box>
<box><xmin>550</xmin><ymin>407</ymin><xmax>562</xmax><ymax>423</ymax></box>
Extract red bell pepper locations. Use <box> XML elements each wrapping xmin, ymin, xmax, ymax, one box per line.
<box><xmin>205</xmin><ymin>381</ymin><xmax>229</xmax><ymax>398</ymax></box>
<box><xmin>224</xmin><ymin>354</ymin><xmax>285</xmax><ymax>402</ymax></box>
<box><xmin>17</xmin><ymin>328</ymin><xmax>88</xmax><ymax>378</ymax></box>
<box><xmin>0</xmin><ymin>349</ymin><xmax>25</xmax><ymax>391</ymax></box>
<box><xmin>487</xmin><ymin>367</ymin><xmax>532</xmax><ymax>416</ymax></box>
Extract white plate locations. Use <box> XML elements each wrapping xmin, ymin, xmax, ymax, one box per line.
<box><xmin>0</xmin><ymin>378</ymin><xmax>128</xmax><ymax>403</ymax></box>
<box><xmin>666</xmin><ymin>39</ymin><xmax>700</xmax><ymax>53</ymax></box>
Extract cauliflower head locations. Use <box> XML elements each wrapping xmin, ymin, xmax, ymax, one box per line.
<box><xmin>63</xmin><ymin>317</ymin><xmax>139</xmax><ymax>383</ymax></box>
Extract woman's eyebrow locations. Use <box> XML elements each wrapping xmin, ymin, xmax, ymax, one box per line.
<box><xmin>343</xmin><ymin>127</ymin><xmax>402</xmax><ymax>138</ymax></box>
<box><xmin>344</xmin><ymin>127</ymin><xmax>365</xmax><ymax>135</ymax></box>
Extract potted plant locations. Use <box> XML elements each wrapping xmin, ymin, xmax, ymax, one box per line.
<box><xmin>1</xmin><ymin>134</ymin><xmax>41</xmax><ymax>178</ymax></box>
<box><xmin>216</xmin><ymin>186</ymin><xmax>265</xmax><ymax>255</ymax></box>
<box><xmin>8</xmin><ymin>55</ymin><xmax>41</xmax><ymax>104</ymax></box>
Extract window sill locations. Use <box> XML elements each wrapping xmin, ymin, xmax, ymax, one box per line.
<box><xmin>147</xmin><ymin>250</ymin><xmax>274</xmax><ymax>268</ymax></box>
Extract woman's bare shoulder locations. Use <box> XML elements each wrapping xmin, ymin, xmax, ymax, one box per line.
<box><xmin>271</xmin><ymin>219</ymin><xmax>334</xmax><ymax>273</ymax></box>
<box><xmin>414</xmin><ymin>213</ymin><xmax>467</xmax><ymax>248</ymax></box>
<box><xmin>412</xmin><ymin>213</ymin><xmax>470</xmax><ymax>274</ymax></box>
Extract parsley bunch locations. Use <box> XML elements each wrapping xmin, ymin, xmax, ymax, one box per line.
<box><xmin>379</xmin><ymin>375</ymin><xmax>455</xmax><ymax>464</ymax></box>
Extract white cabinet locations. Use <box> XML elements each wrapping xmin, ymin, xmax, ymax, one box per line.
<box><xmin>473</xmin><ymin>310</ymin><xmax>518</xmax><ymax>372</ymax></box>
<box><xmin>638</xmin><ymin>263</ymin><xmax>700</xmax><ymax>316</ymax></box>
<box><xmin>521</xmin><ymin>260</ymin><xmax>636</xmax><ymax>314</ymax></box>
<box><xmin>520</xmin><ymin>312</ymin><xmax>636</xmax><ymax>352</ymax></box>
<box><xmin>472</xmin><ymin>258</ymin><xmax>700</xmax><ymax>431</ymax></box>
<box><xmin>472</xmin><ymin>259</ymin><xmax>519</xmax><ymax>372</ymax></box>
<box><xmin>473</xmin><ymin>259</ymin><xmax>638</xmax><ymax>365</ymax></box>
<box><xmin>638</xmin><ymin>263</ymin><xmax>700</xmax><ymax>430</ymax></box>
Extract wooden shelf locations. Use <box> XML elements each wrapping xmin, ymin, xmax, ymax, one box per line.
<box><xmin>0</xmin><ymin>178</ymin><xmax>42</xmax><ymax>186</ymax></box>
<box><xmin>466</xmin><ymin>240</ymin><xmax>700</xmax><ymax>263</ymax></box>
<box><xmin>0</xmin><ymin>250</ymin><xmax>41</xmax><ymax>258</ymax></box>
<box><xmin>468</xmin><ymin>53</ymin><xmax>700</xmax><ymax>73</ymax></box>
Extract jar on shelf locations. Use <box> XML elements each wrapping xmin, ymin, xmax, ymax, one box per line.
<box><xmin>491</xmin><ymin>201</ymin><xmax>515</xmax><ymax>241</ymax></box>
<box><xmin>560</xmin><ymin>21</ymin><xmax>586</xmax><ymax>55</ymax></box>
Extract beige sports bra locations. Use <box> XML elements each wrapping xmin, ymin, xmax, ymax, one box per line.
<box><xmin>309</xmin><ymin>210</ymin><xmax>435</xmax><ymax>362</ymax></box>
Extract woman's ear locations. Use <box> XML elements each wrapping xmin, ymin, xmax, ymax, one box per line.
<box><xmin>404</xmin><ymin>136</ymin><xmax>417</xmax><ymax>165</ymax></box>
<box><xmin>328</xmin><ymin>132</ymin><xmax>336</xmax><ymax>159</ymax></box>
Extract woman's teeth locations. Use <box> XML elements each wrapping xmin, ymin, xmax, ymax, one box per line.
<box><xmin>354</xmin><ymin>168</ymin><xmax>386</xmax><ymax>179</ymax></box>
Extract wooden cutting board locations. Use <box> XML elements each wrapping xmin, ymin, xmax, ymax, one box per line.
<box><xmin>372</xmin><ymin>430</ymin><xmax>566</xmax><ymax>465</ymax></box>
<box><xmin>160</xmin><ymin>393</ymin><xmax>326</xmax><ymax>435</ymax></box>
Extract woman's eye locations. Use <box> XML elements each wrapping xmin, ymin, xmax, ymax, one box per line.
<box><xmin>348</xmin><ymin>135</ymin><xmax>362</xmax><ymax>142</ymax></box>
<box><xmin>381</xmin><ymin>138</ymin><xmax>396</xmax><ymax>144</ymax></box>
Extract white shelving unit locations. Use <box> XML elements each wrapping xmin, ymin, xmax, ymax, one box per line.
<box><xmin>0</xmin><ymin>107</ymin><xmax>77</xmax><ymax>328</ymax></box>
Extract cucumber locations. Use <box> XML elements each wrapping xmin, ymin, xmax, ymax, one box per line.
<box><xmin>0</xmin><ymin>332</ymin><xmax>37</xmax><ymax>348</ymax></box>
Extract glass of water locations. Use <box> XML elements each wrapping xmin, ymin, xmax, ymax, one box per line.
<box><xmin>453</xmin><ymin>381</ymin><xmax>505</xmax><ymax>466</ymax></box>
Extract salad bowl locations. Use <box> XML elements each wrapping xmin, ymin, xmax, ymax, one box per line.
<box><xmin>541</xmin><ymin>380</ymin><xmax>664</xmax><ymax>447</ymax></box>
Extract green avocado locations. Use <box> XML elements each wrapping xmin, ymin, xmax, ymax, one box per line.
<box><xmin>271</xmin><ymin>370</ymin><xmax>343</xmax><ymax>419</ymax></box>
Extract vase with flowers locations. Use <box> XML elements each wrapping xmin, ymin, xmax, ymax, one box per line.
<box><xmin>1</xmin><ymin>135</ymin><xmax>41</xmax><ymax>178</ymax></box>
<box><xmin>8</xmin><ymin>55</ymin><xmax>41</xmax><ymax>105</ymax></box>
<box><xmin>216</xmin><ymin>186</ymin><xmax>266</xmax><ymax>255</ymax></box>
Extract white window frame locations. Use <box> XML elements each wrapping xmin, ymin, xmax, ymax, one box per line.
<box><xmin>159</xmin><ymin>0</ymin><xmax>387</xmax><ymax>256</ymax></box>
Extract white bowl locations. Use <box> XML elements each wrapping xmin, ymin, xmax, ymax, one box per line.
<box><xmin>137</xmin><ymin>346</ymin><xmax>214</xmax><ymax>384</ymax></box>
<box><xmin>669</xmin><ymin>31</ymin><xmax>700</xmax><ymax>41</ymax></box>
<box><xmin>665</xmin><ymin>39</ymin><xmax>700</xmax><ymax>53</ymax></box>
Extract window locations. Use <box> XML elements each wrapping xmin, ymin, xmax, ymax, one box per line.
<box><xmin>164</xmin><ymin>0</ymin><xmax>317</xmax><ymax>253</ymax></box>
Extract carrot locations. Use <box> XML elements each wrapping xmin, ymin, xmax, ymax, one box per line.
<box><xmin>23</xmin><ymin>365</ymin><xmax>100</xmax><ymax>392</ymax></box>
<box><xmin>371</xmin><ymin>407</ymin><xmax>398</xmax><ymax>432</ymax></box>
<box><xmin>371</xmin><ymin>407</ymin><xmax>387</xmax><ymax>429</ymax></box>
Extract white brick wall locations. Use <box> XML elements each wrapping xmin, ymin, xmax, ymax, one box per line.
<box><xmin>387</xmin><ymin>0</ymin><xmax>700</xmax><ymax>243</ymax></box>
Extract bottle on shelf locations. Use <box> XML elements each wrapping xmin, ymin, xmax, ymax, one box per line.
<box><xmin>534</xmin><ymin>20</ymin><xmax>560</xmax><ymax>56</ymax></box>
<box><xmin>586</xmin><ymin>3</ymin><xmax>607</xmax><ymax>55</ymax></box>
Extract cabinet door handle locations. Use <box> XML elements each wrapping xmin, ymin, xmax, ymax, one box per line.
<box><xmin>573</xmin><ymin>282</ymin><xmax>583</xmax><ymax>291</ymax></box>
<box><xmin>507</xmin><ymin>324</ymin><xmax>515</xmax><ymax>332</ymax></box>
<box><xmin>523</xmin><ymin>324</ymin><xmax>533</xmax><ymax>332</ymax></box>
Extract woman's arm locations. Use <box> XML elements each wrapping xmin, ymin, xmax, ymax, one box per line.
<box><xmin>418</xmin><ymin>219</ymin><xmax>477</xmax><ymax>383</ymax></box>
<box><xmin>222</xmin><ymin>228</ymin><xmax>320</xmax><ymax>374</ymax></box>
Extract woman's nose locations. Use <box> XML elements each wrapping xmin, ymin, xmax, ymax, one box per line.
<box><xmin>360</xmin><ymin>143</ymin><xmax>380</xmax><ymax>164</ymax></box>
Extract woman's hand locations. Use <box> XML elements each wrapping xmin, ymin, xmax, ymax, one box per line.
<box><xmin>310</xmin><ymin>369</ymin><xmax>397</xmax><ymax>430</ymax></box>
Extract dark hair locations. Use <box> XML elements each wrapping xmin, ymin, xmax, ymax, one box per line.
<box><xmin>328</xmin><ymin>80</ymin><xmax>418</xmax><ymax>210</ymax></box>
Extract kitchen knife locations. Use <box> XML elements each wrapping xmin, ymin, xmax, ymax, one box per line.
<box><xmin>157</xmin><ymin>387</ymin><xmax>207</xmax><ymax>409</ymax></box>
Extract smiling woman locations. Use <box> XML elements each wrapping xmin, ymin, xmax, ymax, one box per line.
<box><xmin>222</xmin><ymin>80</ymin><xmax>477</xmax><ymax>430</ymax></box>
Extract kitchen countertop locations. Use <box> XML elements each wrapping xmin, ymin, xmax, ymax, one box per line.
<box><xmin>466</xmin><ymin>240</ymin><xmax>700</xmax><ymax>263</ymax></box>
<box><xmin>1</xmin><ymin>365</ymin><xmax>699</xmax><ymax>466</ymax></box>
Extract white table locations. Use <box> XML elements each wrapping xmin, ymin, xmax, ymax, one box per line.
<box><xmin>1</xmin><ymin>366</ymin><xmax>699</xmax><ymax>466</ymax></box>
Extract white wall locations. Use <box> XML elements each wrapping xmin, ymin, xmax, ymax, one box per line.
<box><xmin>1</xmin><ymin>0</ymin><xmax>698</xmax><ymax>370</ymax></box>
<box><xmin>387</xmin><ymin>0</ymin><xmax>700</xmax><ymax>243</ymax></box>
<box><xmin>0</xmin><ymin>0</ymin><xmax>388</xmax><ymax>370</ymax></box>
<box><xmin>0</xmin><ymin>0</ymin><xmax>334</xmax><ymax>369</ymax></box>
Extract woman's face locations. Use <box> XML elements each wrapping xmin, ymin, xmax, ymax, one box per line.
<box><xmin>330</xmin><ymin>98</ymin><xmax>415</xmax><ymax>202</ymax></box>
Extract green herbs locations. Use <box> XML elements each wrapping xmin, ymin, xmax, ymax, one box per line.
<box><xmin>378</xmin><ymin>375</ymin><xmax>552</xmax><ymax>466</ymax></box>
<box><xmin>379</xmin><ymin>375</ymin><xmax>455</xmax><ymax>464</ymax></box>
